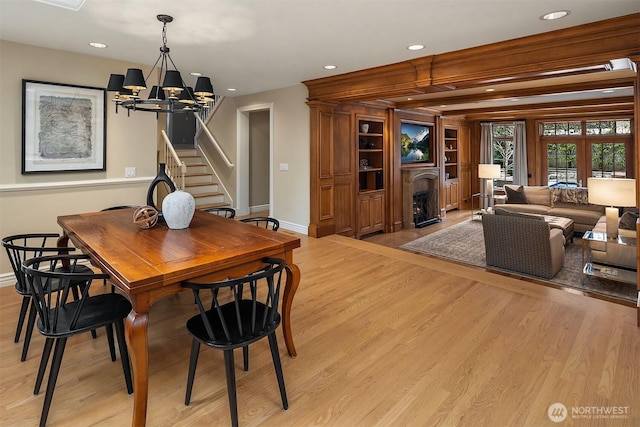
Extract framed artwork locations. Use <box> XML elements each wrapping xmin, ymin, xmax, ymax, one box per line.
<box><xmin>400</xmin><ymin>120</ymin><xmax>434</xmax><ymax>164</ymax></box>
<box><xmin>22</xmin><ymin>80</ymin><xmax>106</xmax><ymax>174</ymax></box>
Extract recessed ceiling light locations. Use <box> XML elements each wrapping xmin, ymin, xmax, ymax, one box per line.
<box><xmin>541</xmin><ymin>10</ymin><xmax>570</xmax><ymax>20</ymax></box>
<box><xmin>89</xmin><ymin>42</ymin><xmax>107</xmax><ymax>49</ymax></box>
<box><xmin>227</xmin><ymin>88</ymin><xmax>237</xmax><ymax>92</ymax></box>
<box><xmin>323</xmin><ymin>65</ymin><xmax>337</xmax><ymax>70</ymax></box>
<box><xmin>407</xmin><ymin>44</ymin><xmax>424</xmax><ymax>51</ymax></box>
<box><xmin>602</xmin><ymin>89</ymin><xmax>615</xmax><ymax>93</ymax></box>
<box><xmin>190</xmin><ymin>72</ymin><xmax>202</xmax><ymax>76</ymax></box>
<box><xmin>407</xmin><ymin>97</ymin><xmax>413</xmax><ymax>101</ymax></box>
<box><xmin>485</xmin><ymin>88</ymin><xmax>495</xmax><ymax>92</ymax></box>
<box><xmin>440</xmin><ymin>105</ymin><xmax>447</xmax><ymax>108</ymax></box>
<box><xmin>510</xmin><ymin>98</ymin><xmax>520</xmax><ymax>101</ymax></box>
<box><xmin>34</xmin><ymin>0</ymin><xmax>86</xmax><ymax>11</ymax></box>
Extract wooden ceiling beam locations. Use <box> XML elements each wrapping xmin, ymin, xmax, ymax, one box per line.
<box><xmin>395</xmin><ymin>78</ymin><xmax>635</xmax><ymax>109</ymax></box>
<box><xmin>445</xmin><ymin>97</ymin><xmax>635</xmax><ymax>121</ymax></box>
<box><xmin>303</xmin><ymin>14</ymin><xmax>640</xmax><ymax>104</ymax></box>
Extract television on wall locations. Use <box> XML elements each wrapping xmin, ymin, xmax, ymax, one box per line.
<box><xmin>400</xmin><ymin>121</ymin><xmax>434</xmax><ymax>164</ymax></box>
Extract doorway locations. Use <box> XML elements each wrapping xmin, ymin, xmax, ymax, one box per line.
<box><xmin>237</xmin><ymin>103</ymin><xmax>273</xmax><ymax>217</ymax></box>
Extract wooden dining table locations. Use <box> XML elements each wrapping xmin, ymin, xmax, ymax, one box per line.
<box><xmin>57</xmin><ymin>208</ymin><xmax>301</xmax><ymax>427</ymax></box>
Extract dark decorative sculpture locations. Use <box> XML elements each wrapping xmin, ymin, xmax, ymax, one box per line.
<box><xmin>146</xmin><ymin>163</ymin><xmax>176</xmax><ymax>220</ymax></box>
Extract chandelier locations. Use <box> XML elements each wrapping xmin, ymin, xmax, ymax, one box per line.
<box><xmin>106</xmin><ymin>14</ymin><xmax>214</xmax><ymax>115</ymax></box>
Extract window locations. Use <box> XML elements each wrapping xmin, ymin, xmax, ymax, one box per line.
<box><xmin>591</xmin><ymin>142</ymin><xmax>627</xmax><ymax>178</ymax></box>
<box><xmin>547</xmin><ymin>143</ymin><xmax>578</xmax><ymax>187</ymax></box>
<box><xmin>541</xmin><ymin>119</ymin><xmax>632</xmax><ymax>187</ymax></box>
<box><xmin>492</xmin><ymin>124</ymin><xmax>515</xmax><ymax>186</ymax></box>
<box><xmin>543</xmin><ymin>121</ymin><xmax>581</xmax><ymax>136</ymax></box>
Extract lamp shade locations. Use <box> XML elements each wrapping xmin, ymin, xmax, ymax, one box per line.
<box><xmin>107</xmin><ymin>74</ymin><xmax>125</xmax><ymax>92</ymax></box>
<box><xmin>122</xmin><ymin>68</ymin><xmax>146</xmax><ymax>91</ymax></box>
<box><xmin>148</xmin><ymin>86</ymin><xmax>166</xmax><ymax>101</ymax></box>
<box><xmin>478</xmin><ymin>164</ymin><xmax>501</xmax><ymax>179</ymax></box>
<box><xmin>162</xmin><ymin>70</ymin><xmax>184</xmax><ymax>92</ymax></box>
<box><xmin>587</xmin><ymin>178</ymin><xmax>636</xmax><ymax>207</ymax></box>
<box><xmin>179</xmin><ymin>87</ymin><xmax>195</xmax><ymax>104</ymax></box>
<box><xmin>194</xmin><ymin>76</ymin><xmax>214</xmax><ymax>96</ymax></box>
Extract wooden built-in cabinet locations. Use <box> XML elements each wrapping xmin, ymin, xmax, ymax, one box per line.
<box><xmin>442</xmin><ymin>126</ymin><xmax>460</xmax><ymax>211</ymax></box>
<box><xmin>356</xmin><ymin>116</ymin><xmax>386</xmax><ymax>238</ymax></box>
<box><xmin>357</xmin><ymin>191</ymin><xmax>385</xmax><ymax>237</ymax></box>
<box><xmin>308</xmin><ymin>102</ymin><xmax>471</xmax><ymax>238</ymax></box>
<box><xmin>444</xmin><ymin>179</ymin><xmax>459</xmax><ymax>211</ymax></box>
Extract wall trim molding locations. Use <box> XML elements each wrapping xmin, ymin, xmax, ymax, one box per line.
<box><xmin>0</xmin><ymin>272</ymin><xmax>14</xmax><ymax>288</ymax></box>
<box><xmin>0</xmin><ymin>177</ymin><xmax>152</xmax><ymax>193</ymax></box>
<box><xmin>279</xmin><ymin>220</ymin><xmax>308</xmax><ymax>236</ymax></box>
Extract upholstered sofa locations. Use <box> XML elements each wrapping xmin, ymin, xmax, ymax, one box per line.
<box><xmin>500</xmin><ymin>185</ymin><xmax>604</xmax><ymax>234</ymax></box>
<box><xmin>500</xmin><ymin>184</ymin><xmax>637</xmax><ymax>270</ymax></box>
<box><xmin>483</xmin><ymin>208</ymin><xmax>565</xmax><ymax>279</ymax></box>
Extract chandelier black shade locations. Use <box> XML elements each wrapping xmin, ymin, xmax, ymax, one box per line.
<box><xmin>106</xmin><ymin>14</ymin><xmax>214</xmax><ymax>114</ymax></box>
<box><xmin>148</xmin><ymin>86</ymin><xmax>166</xmax><ymax>101</ymax></box>
<box><xmin>194</xmin><ymin>77</ymin><xmax>214</xmax><ymax>96</ymax></box>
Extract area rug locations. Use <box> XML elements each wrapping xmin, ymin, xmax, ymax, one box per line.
<box><xmin>400</xmin><ymin>219</ymin><xmax>637</xmax><ymax>305</ymax></box>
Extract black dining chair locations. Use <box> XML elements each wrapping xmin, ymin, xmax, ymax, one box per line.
<box><xmin>204</xmin><ymin>207</ymin><xmax>236</xmax><ymax>218</ymax></box>
<box><xmin>22</xmin><ymin>253</ymin><xmax>133</xmax><ymax>427</ymax></box>
<box><xmin>2</xmin><ymin>233</ymin><xmax>97</xmax><ymax>361</ymax></box>
<box><xmin>101</xmin><ymin>205</ymin><xmax>139</xmax><ymax>211</ymax></box>
<box><xmin>182</xmin><ymin>258</ymin><xmax>289</xmax><ymax>427</ymax></box>
<box><xmin>239</xmin><ymin>216</ymin><xmax>279</xmax><ymax>231</ymax></box>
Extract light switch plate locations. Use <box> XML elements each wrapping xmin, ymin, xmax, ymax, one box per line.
<box><xmin>279</xmin><ymin>163</ymin><xmax>289</xmax><ymax>171</ymax></box>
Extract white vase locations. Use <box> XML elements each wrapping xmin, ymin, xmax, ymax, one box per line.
<box><xmin>162</xmin><ymin>190</ymin><xmax>195</xmax><ymax>229</ymax></box>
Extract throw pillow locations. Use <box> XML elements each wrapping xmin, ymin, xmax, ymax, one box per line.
<box><xmin>619</xmin><ymin>211</ymin><xmax>639</xmax><ymax>230</ymax></box>
<box><xmin>505</xmin><ymin>185</ymin><xmax>527</xmax><ymax>204</ymax></box>
<box><xmin>524</xmin><ymin>186</ymin><xmax>551</xmax><ymax>206</ymax></box>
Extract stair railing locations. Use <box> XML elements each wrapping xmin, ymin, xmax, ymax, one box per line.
<box><xmin>194</xmin><ymin>113</ymin><xmax>234</xmax><ymax>168</ymax></box>
<box><xmin>195</xmin><ymin>97</ymin><xmax>219</xmax><ymax>134</ymax></box>
<box><xmin>160</xmin><ymin>130</ymin><xmax>186</xmax><ymax>190</ymax></box>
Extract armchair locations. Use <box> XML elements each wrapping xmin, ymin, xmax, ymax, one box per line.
<box><xmin>483</xmin><ymin>210</ymin><xmax>565</xmax><ymax>279</ymax></box>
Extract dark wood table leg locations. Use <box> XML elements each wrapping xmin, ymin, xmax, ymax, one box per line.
<box><xmin>126</xmin><ymin>307</ymin><xmax>150</xmax><ymax>427</ymax></box>
<box><xmin>282</xmin><ymin>264</ymin><xmax>300</xmax><ymax>357</ymax></box>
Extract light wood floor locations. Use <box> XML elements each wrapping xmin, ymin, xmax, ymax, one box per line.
<box><xmin>1</xmin><ymin>214</ymin><xmax>639</xmax><ymax>426</ymax></box>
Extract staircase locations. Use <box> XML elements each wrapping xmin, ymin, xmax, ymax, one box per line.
<box><xmin>175</xmin><ymin>148</ymin><xmax>229</xmax><ymax>210</ymax></box>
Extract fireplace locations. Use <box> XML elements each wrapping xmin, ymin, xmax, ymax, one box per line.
<box><xmin>402</xmin><ymin>167</ymin><xmax>440</xmax><ymax>228</ymax></box>
<box><xmin>413</xmin><ymin>189</ymin><xmax>439</xmax><ymax>227</ymax></box>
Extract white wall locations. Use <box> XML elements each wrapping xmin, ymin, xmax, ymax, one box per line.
<box><xmin>0</xmin><ymin>40</ymin><xmax>158</xmax><ymax>275</ymax></box>
<box><xmin>0</xmin><ymin>41</ymin><xmax>312</xmax><ymax>280</ymax></box>
<box><xmin>233</xmin><ymin>85</ymin><xmax>310</xmax><ymax>231</ymax></box>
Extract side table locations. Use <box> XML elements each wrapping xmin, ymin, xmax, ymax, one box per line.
<box><xmin>581</xmin><ymin>230</ymin><xmax>637</xmax><ymax>287</ymax></box>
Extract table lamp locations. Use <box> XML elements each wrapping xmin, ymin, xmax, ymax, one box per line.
<box><xmin>478</xmin><ymin>164</ymin><xmax>501</xmax><ymax>208</ymax></box>
<box><xmin>587</xmin><ymin>177</ymin><xmax>636</xmax><ymax>239</ymax></box>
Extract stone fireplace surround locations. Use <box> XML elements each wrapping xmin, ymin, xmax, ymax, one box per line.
<box><xmin>402</xmin><ymin>167</ymin><xmax>440</xmax><ymax>228</ymax></box>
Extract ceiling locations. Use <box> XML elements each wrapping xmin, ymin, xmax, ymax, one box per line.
<box><xmin>1</xmin><ymin>0</ymin><xmax>638</xmax><ymax>116</ymax></box>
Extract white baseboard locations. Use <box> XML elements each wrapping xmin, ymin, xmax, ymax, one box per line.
<box><xmin>0</xmin><ymin>272</ymin><xmax>14</xmax><ymax>288</ymax></box>
<box><xmin>278</xmin><ymin>220</ymin><xmax>308</xmax><ymax>235</ymax></box>
<box><xmin>249</xmin><ymin>204</ymin><xmax>270</xmax><ymax>214</ymax></box>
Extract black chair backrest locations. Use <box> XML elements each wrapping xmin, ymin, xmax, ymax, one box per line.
<box><xmin>183</xmin><ymin>258</ymin><xmax>286</xmax><ymax>346</ymax></box>
<box><xmin>101</xmin><ymin>205</ymin><xmax>139</xmax><ymax>211</ymax></box>
<box><xmin>21</xmin><ymin>254</ymin><xmax>110</xmax><ymax>335</ymax></box>
<box><xmin>204</xmin><ymin>207</ymin><xmax>236</xmax><ymax>218</ymax></box>
<box><xmin>239</xmin><ymin>216</ymin><xmax>279</xmax><ymax>231</ymax></box>
<box><xmin>2</xmin><ymin>233</ymin><xmax>69</xmax><ymax>295</ymax></box>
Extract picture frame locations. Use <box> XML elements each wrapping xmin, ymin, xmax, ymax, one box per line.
<box><xmin>400</xmin><ymin>120</ymin><xmax>434</xmax><ymax>165</ymax></box>
<box><xmin>22</xmin><ymin>80</ymin><xmax>106</xmax><ymax>174</ymax></box>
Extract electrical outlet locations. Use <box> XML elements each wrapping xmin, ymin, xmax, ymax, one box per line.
<box><xmin>125</xmin><ymin>167</ymin><xmax>136</xmax><ymax>177</ymax></box>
